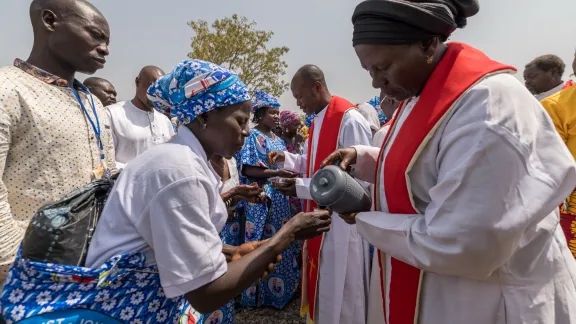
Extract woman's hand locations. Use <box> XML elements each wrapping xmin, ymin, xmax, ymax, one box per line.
<box><xmin>285</xmin><ymin>210</ymin><xmax>332</xmax><ymax>241</ymax></box>
<box><xmin>274</xmin><ymin>178</ymin><xmax>296</xmax><ymax>197</ymax></box>
<box><xmin>267</xmin><ymin>151</ymin><xmax>285</xmax><ymax>165</ymax></box>
<box><xmin>320</xmin><ymin>148</ymin><xmax>358</xmax><ymax>171</ymax></box>
<box><xmin>339</xmin><ymin>212</ymin><xmax>359</xmax><ymax>225</ymax></box>
<box><xmin>276</xmin><ymin>169</ymin><xmax>298</xmax><ymax>178</ymax></box>
<box><xmin>222</xmin><ymin>244</ymin><xmax>238</xmax><ymax>263</ymax></box>
<box><xmin>233</xmin><ymin>183</ymin><xmax>266</xmax><ymax>204</ymax></box>
<box><xmin>230</xmin><ymin>240</ymin><xmax>282</xmax><ymax>279</ymax></box>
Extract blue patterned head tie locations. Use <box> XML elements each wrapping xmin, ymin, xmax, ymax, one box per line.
<box><xmin>369</xmin><ymin>96</ymin><xmax>380</xmax><ymax>109</ymax></box>
<box><xmin>305</xmin><ymin>113</ymin><xmax>315</xmax><ymax>127</ymax></box>
<box><xmin>368</xmin><ymin>96</ymin><xmax>387</xmax><ymax>126</ymax></box>
<box><xmin>147</xmin><ymin>59</ymin><xmax>252</xmax><ymax>124</ymax></box>
<box><xmin>251</xmin><ymin>90</ymin><xmax>280</xmax><ymax>112</ymax></box>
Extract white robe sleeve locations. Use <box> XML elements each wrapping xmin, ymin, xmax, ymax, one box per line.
<box><xmin>282</xmin><ymin>138</ymin><xmax>308</xmax><ymax>174</ymax></box>
<box><xmin>356</xmin><ymin>81</ymin><xmax>576</xmax><ymax>280</ymax></box>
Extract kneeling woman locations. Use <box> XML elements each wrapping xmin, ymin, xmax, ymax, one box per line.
<box><xmin>0</xmin><ymin>60</ymin><xmax>330</xmax><ymax>324</ymax></box>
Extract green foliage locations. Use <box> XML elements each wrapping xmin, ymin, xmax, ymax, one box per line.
<box><xmin>188</xmin><ymin>14</ymin><xmax>290</xmax><ymax>97</ymax></box>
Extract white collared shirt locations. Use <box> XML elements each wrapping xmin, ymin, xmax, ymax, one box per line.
<box><xmin>534</xmin><ymin>82</ymin><xmax>565</xmax><ymax>101</ymax></box>
<box><xmin>107</xmin><ymin>101</ymin><xmax>175</xmax><ymax>169</ymax></box>
<box><xmin>86</xmin><ymin>126</ymin><xmax>228</xmax><ymax>298</ymax></box>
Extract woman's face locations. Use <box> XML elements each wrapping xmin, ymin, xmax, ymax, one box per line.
<box><xmin>260</xmin><ymin>107</ymin><xmax>280</xmax><ymax>129</ymax></box>
<box><xmin>355</xmin><ymin>41</ymin><xmax>437</xmax><ymax>102</ymax></box>
<box><xmin>285</xmin><ymin>119</ymin><xmax>302</xmax><ymax>136</ymax></box>
<box><xmin>204</xmin><ymin>101</ymin><xmax>251</xmax><ymax>158</ymax></box>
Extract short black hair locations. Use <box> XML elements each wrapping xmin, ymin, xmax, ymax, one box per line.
<box><xmin>292</xmin><ymin>64</ymin><xmax>328</xmax><ymax>88</ymax></box>
<box><xmin>84</xmin><ymin>77</ymin><xmax>111</xmax><ymax>91</ymax></box>
<box><xmin>526</xmin><ymin>55</ymin><xmax>566</xmax><ymax>78</ymax></box>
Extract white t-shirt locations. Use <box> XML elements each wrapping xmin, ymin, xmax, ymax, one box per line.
<box><xmin>85</xmin><ymin>126</ymin><xmax>228</xmax><ymax>299</ymax></box>
<box><xmin>106</xmin><ymin>100</ymin><xmax>175</xmax><ymax>169</ymax></box>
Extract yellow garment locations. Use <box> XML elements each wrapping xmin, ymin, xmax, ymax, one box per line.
<box><xmin>541</xmin><ymin>85</ymin><xmax>576</xmax><ymax>257</ymax></box>
<box><xmin>541</xmin><ymin>85</ymin><xmax>576</xmax><ymax>162</ymax></box>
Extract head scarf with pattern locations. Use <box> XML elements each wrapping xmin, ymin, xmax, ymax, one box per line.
<box><xmin>280</xmin><ymin>110</ymin><xmax>300</xmax><ymax>129</ymax></box>
<box><xmin>251</xmin><ymin>90</ymin><xmax>281</xmax><ymax>112</ymax></box>
<box><xmin>147</xmin><ymin>59</ymin><xmax>252</xmax><ymax>124</ymax></box>
<box><xmin>305</xmin><ymin>113</ymin><xmax>315</xmax><ymax>128</ymax></box>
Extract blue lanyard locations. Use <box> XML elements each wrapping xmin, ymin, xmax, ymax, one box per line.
<box><xmin>69</xmin><ymin>85</ymin><xmax>105</xmax><ymax>161</ymax></box>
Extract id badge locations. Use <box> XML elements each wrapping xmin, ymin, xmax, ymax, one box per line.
<box><xmin>92</xmin><ymin>166</ymin><xmax>105</xmax><ymax>180</ymax></box>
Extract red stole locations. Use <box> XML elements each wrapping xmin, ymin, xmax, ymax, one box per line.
<box><xmin>374</xmin><ymin>42</ymin><xmax>516</xmax><ymax>324</ymax></box>
<box><xmin>301</xmin><ymin>96</ymin><xmax>355</xmax><ymax>323</ymax></box>
<box><xmin>564</xmin><ymin>80</ymin><xmax>574</xmax><ymax>89</ymax></box>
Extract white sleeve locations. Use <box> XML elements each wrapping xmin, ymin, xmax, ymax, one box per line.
<box><xmin>340</xmin><ymin>110</ymin><xmax>373</xmax><ymax>190</ymax></box>
<box><xmin>139</xmin><ymin>174</ymin><xmax>228</xmax><ymax>298</ymax></box>
<box><xmin>351</xmin><ymin>145</ymin><xmax>380</xmax><ymax>183</ymax></box>
<box><xmin>355</xmin><ymin>83</ymin><xmax>576</xmax><ymax>280</ymax></box>
<box><xmin>282</xmin><ymin>138</ymin><xmax>309</xmax><ymax>174</ymax></box>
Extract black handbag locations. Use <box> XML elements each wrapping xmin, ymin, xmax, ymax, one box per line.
<box><xmin>21</xmin><ymin>175</ymin><xmax>118</xmax><ymax>267</ymax></box>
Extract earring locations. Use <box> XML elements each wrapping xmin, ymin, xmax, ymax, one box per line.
<box><xmin>426</xmin><ymin>56</ymin><xmax>433</xmax><ymax>64</ymax></box>
<box><xmin>203</xmin><ymin>123</ymin><xmax>207</xmax><ymax>129</ymax></box>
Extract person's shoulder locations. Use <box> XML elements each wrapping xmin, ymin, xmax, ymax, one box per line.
<box><xmin>0</xmin><ymin>66</ymin><xmax>25</xmax><ymax>92</ymax></box>
<box><xmin>542</xmin><ymin>84</ymin><xmax>576</xmax><ymax>108</ymax></box>
<box><xmin>125</xmin><ymin>143</ymin><xmax>209</xmax><ymax>181</ymax></box>
<box><xmin>106</xmin><ymin>101</ymin><xmax>127</xmax><ymax>110</ymax></box>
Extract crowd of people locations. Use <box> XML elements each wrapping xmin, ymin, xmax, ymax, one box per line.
<box><xmin>0</xmin><ymin>0</ymin><xmax>576</xmax><ymax>323</ymax></box>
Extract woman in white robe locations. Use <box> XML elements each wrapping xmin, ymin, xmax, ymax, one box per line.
<box><xmin>320</xmin><ymin>1</ymin><xmax>576</xmax><ymax>323</ymax></box>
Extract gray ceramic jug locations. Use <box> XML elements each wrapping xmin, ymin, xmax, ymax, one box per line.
<box><xmin>310</xmin><ymin>165</ymin><xmax>372</xmax><ymax>214</ymax></box>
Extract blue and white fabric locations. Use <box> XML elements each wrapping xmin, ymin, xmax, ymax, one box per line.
<box><xmin>147</xmin><ymin>59</ymin><xmax>252</xmax><ymax>124</ymax></box>
<box><xmin>251</xmin><ymin>90</ymin><xmax>280</xmax><ymax>112</ymax></box>
<box><xmin>305</xmin><ymin>113</ymin><xmax>315</xmax><ymax>128</ymax></box>
<box><xmin>369</xmin><ymin>95</ymin><xmax>387</xmax><ymax>126</ymax></box>
<box><xmin>234</xmin><ymin>129</ymin><xmax>300</xmax><ymax>309</ymax></box>
<box><xmin>0</xmin><ymin>249</ymin><xmax>189</xmax><ymax>324</ymax></box>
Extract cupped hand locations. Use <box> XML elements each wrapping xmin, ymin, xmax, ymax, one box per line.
<box><xmin>339</xmin><ymin>212</ymin><xmax>359</xmax><ymax>225</ymax></box>
<box><xmin>286</xmin><ymin>210</ymin><xmax>332</xmax><ymax>241</ymax></box>
<box><xmin>319</xmin><ymin>147</ymin><xmax>358</xmax><ymax>171</ymax></box>
<box><xmin>277</xmin><ymin>169</ymin><xmax>298</xmax><ymax>178</ymax></box>
<box><xmin>234</xmin><ymin>183</ymin><xmax>262</xmax><ymax>198</ymax></box>
<box><xmin>267</xmin><ymin>151</ymin><xmax>285</xmax><ymax>165</ymax></box>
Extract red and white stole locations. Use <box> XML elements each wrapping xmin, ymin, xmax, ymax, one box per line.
<box><xmin>300</xmin><ymin>96</ymin><xmax>356</xmax><ymax>323</ymax></box>
<box><xmin>373</xmin><ymin>42</ymin><xmax>516</xmax><ymax>324</ymax></box>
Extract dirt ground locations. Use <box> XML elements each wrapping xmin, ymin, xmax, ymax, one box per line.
<box><xmin>234</xmin><ymin>297</ymin><xmax>305</xmax><ymax>324</ymax></box>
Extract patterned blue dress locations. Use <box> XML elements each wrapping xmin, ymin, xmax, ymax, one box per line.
<box><xmin>234</xmin><ymin>129</ymin><xmax>300</xmax><ymax>309</ymax></box>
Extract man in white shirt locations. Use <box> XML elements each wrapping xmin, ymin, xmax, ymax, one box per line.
<box><xmin>106</xmin><ymin>65</ymin><xmax>174</xmax><ymax>168</ymax></box>
<box><xmin>269</xmin><ymin>65</ymin><xmax>372</xmax><ymax>324</ymax></box>
<box><xmin>524</xmin><ymin>54</ymin><xmax>572</xmax><ymax>101</ymax></box>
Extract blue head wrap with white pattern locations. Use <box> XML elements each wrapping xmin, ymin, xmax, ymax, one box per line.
<box><xmin>251</xmin><ymin>90</ymin><xmax>281</xmax><ymax>112</ymax></box>
<box><xmin>305</xmin><ymin>113</ymin><xmax>315</xmax><ymax>128</ymax></box>
<box><xmin>147</xmin><ymin>59</ymin><xmax>252</xmax><ymax>124</ymax></box>
<box><xmin>369</xmin><ymin>95</ymin><xmax>387</xmax><ymax>126</ymax></box>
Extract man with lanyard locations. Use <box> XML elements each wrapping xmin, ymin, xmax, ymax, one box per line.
<box><xmin>0</xmin><ymin>0</ymin><xmax>115</xmax><ymax>283</ymax></box>
<box><xmin>269</xmin><ymin>64</ymin><xmax>373</xmax><ymax>324</ymax></box>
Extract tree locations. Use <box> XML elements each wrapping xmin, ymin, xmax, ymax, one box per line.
<box><xmin>188</xmin><ymin>15</ymin><xmax>290</xmax><ymax>97</ymax></box>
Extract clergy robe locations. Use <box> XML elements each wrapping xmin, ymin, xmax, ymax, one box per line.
<box><xmin>352</xmin><ymin>72</ymin><xmax>576</xmax><ymax>324</ymax></box>
<box><xmin>282</xmin><ymin>99</ymin><xmax>372</xmax><ymax>324</ymax></box>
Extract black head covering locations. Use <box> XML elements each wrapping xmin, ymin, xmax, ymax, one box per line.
<box><xmin>352</xmin><ymin>0</ymin><xmax>479</xmax><ymax>45</ymax></box>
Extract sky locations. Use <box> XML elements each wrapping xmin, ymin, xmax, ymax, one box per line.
<box><xmin>0</xmin><ymin>0</ymin><xmax>574</xmax><ymax>111</ymax></box>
